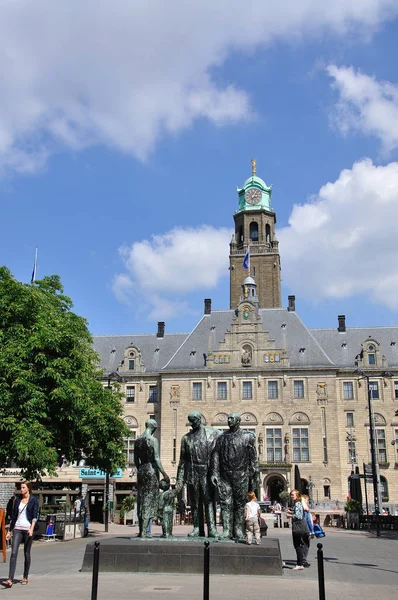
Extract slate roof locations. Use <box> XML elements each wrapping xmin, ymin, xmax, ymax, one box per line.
<box><xmin>93</xmin><ymin>333</ymin><xmax>188</xmax><ymax>374</ymax></box>
<box><xmin>93</xmin><ymin>312</ymin><xmax>398</xmax><ymax>373</ymax></box>
<box><xmin>310</xmin><ymin>326</ymin><xmax>398</xmax><ymax>369</ymax></box>
<box><xmin>163</xmin><ymin>308</ymin><xmax>334</xmax><ymax>371</ymax></box>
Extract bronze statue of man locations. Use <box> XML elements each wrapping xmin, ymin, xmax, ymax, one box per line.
<box><xmin>176</xmin><ymin>411</ymin><xmax>220</xmax><ymax>537</ymax></box>
<box><xmin>211</xmin><ymin>412</ymin><xmax>260</xmax><ymax>539</ymax></box>
<box><xmin>134</xmin><ymin>418</ymin><xmax>169</xmax><ymax>537</ymax></box>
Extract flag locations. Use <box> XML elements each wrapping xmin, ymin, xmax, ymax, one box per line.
<box><xmin>243</xmin><ymin>246</ymin><xmax>250</xmax><ymax>270</ymax></box>
<box><xmin>31</xmin><ymin>246</ymin><xmax>38</xmax><ymax>283</ymax></box>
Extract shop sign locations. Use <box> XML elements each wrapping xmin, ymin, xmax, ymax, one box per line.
<box><xmin>0</xmin><ymin>469</ymin><xmax>23</xmax><ymax>477</ymax></box>
<box><xmin>79</xmin><ymin>468</ymin><xmax>123</xmax><ymax>479</ymax></box>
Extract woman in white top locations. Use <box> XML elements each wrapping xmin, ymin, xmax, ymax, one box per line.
<box><xmin>244</xmin><ymin>491</ymin><xmax>261</xmax><ymax>545</ymax></box>
<box><xmin>2</xmin><ymin>481</ymin><xmax>39</xmax><ymax>588</ymax></box>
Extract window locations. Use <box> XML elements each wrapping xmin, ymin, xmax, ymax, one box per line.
<box><xmin>126</xmin><ymin>386</ymin><xmax>135</xmax><ymax>402</ymax></box>
<box><xmin>369</xmin><ymin>381</ymin><xmax>379</xmax><ymax>399</ymax></box>
<box><xmin>192</xmin><ymin>382</ymin><xmax>202</xmax><ymax>400</ymax></box>
<box><xmin>148</xmin><ymin>385</ymin><xmax>158</xmax><ymax>403</ymax></box>
<box><xmin>380</xmin><ymin>476</ymin><xmax>389</xmax><ymax>502</ymax></box>
<box><xmin>242</xmin><ymin>381</ymin><xmax>253</xmax><ymax>399</ymax></box>
<box><xmin>375</xmin><ymin>429</ymin><xmax>387</xmax><ymax>463</ymax></box>
<box><xmin>266</xmin><ymin>428</ymin><xmax>283</xmax><ymax>462</ymax></box>
<box><xmin>346</xmin><ymin>412</ymin><xmax>354</xmax><ymax>428</ymax></box>
<box><xmin>323</xmin><ymin>485</ymin><xmax>331</xmax><ymax>499</ymax></box>
<box><xmin>394</xmin><ymin>382</ymin><xmax>398</xmax><ymax>399</ymax></box>
<box><xmin>292</xmin><ymin>428</ymin><xmax>309</xmax><ymax>461</ymax></box>
<box><xmin>217</xmin><ymin>382</ymin><xmax>227</xmax><ymax>400</ymax></box>
<box><xmin>294</xmin><ymin>380</ymin><xmax>304</xmax><ymax>398</ymax></box>
<box><xmin>343</xmin><ymin>382</ymin><xmax>354</xmax><ymax>400</ymax></box>
<box><xmin>128</xmin><ymin>359</ymin><xmax>135</xmax><ymax>370</ymax></box>
<box><xmin>348</xmin><ymin>440</ymin><xmax>357</xmax><ymax>464</ymax></box>
<box><xmin>368</xmin><ymin>353</ymin><xmax>375</xmax><ymax>365</ymax></box>
<box><xmin>250</xmin><ymin>221</ymin><xmax>259</xmax><ymax>241</ymax></box>
<box><xmin>124</xmin><ymin>432</ymin><xmax>136</xmax><ymax>468</ymax></box>
<box><xmin>395</xmin><ymin>429</ymin><xmax>398</xmax><ymax>460</ymax></box>
<box><xmin>268</xmin><ymin>381</ymin><xmax>278</xmax><ymax>399</ymax></box>
<box><xmin>323</xmin><ymin>438</ymin><xmax>328</xmax><ymax>463</ymax></box>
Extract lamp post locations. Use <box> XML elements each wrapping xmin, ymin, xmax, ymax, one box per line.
<box><xmin>354</xmin><ymin>369</ymin><xmax>392</xmax><ymax>538</ymax></box>
<box><xmin>308</xmin><ymin>475</ymin><xmax>315</xmax><ymax>507</ymax></box>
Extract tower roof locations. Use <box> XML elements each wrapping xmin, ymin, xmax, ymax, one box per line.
<box><xmin>242</xmin><ymin>174</ymin><xmax>268</xmax><ymax>190</ymax></box>
<box><xmin>244</xmin><ymin>276</ymin><xmax>256</xmax><ymax>285</ymax></box>
<box><xmin>237</xmin><ymin>160</ymin><xmax>273</xmax><ymax>213</ymax></box>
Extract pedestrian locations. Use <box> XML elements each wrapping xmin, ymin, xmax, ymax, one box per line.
<box><xmin>271</xmin><ymin>499</ymin><xmax>282</xmax><ymax>527</ymax></box>
<box><xmin>301</xmin><ymin>494</ymin><xmax>314</xmax><ymax>567</ymax></box>
<box><xmin>244</xmin><ymin>491</ymin><xmax>261</xmax><ymax>545</ymax></box>
<box><xmin>286</xmin><ymin>489</ymin><xmax>310</xmax><ymax>571</ymax></box>
<box><xmin>2</xmin><ymin>481</ymin><xmax>39</xmax><ymax>587</ymax></box>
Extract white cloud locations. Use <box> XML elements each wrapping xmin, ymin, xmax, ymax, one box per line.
<box><xmin>114</xmin><ymin>225</ymin><xmax>232</xmax><ymax>320</ymax></box>
<box><xmin>278</xmin><ymin>158</ymin><xmax>398</xmax><ymax>310</ymax></box>
<box><xmin>1</xmin><ymin>0</ymin><xmax>398</xmax><ymax>175</ymax></box>
<box><xmin>327</xmin><ymin>65</ymin><xmax>398</xmax><ymax>153</ymax></box>
<box><xmin>112</xmin><ymin>273</ymin><xmax>135</xmax><ymax>305</ymax></box>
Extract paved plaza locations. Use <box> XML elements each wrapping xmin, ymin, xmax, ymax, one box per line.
<box><xmin>1</xmin><ymin>523</ymin><xmax>397</xmax><ymax>599</ymax></box>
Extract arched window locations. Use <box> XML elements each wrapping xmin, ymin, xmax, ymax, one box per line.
<box><xmin>266</xmin><ymin>223</ymin><xmax>271</xmax><ymax>243</ymax></box>
<box><xmin>250</xmin><ymin>222</ymin><xmax>258</xmax><ymax>242</ymax></box>
<box><xmin>238</xmin><ymin>225</ymin><xmax>243</xmax><ymax>243</ymax></box>
<box><xmin>380</xmin><ymin>476</ymin><xmax>389</xmax><ymax>502</ymax></box>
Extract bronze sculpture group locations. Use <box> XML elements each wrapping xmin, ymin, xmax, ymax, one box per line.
<box><xmin>134</xmin><ymin>411</ymin><xmax>260</xmax><ymax>539</ymax></box>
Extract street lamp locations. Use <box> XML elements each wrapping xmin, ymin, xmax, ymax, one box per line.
<box><xmin>308</xmin><ymin>475</ymin><xmax>315</xmax><ymax>507</ymax></box>
<box><xmin>354</xmin><ymin>369</ymin><xmax>393</xmax><ymax>538</ymax></box>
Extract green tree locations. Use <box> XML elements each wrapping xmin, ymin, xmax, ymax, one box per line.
<box><xmin>0</xmin><ymin>267</ymin><xmax>129</xmax><ymax>478</ymax></box>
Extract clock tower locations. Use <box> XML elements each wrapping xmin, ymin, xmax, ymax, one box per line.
<box><xmin>229</xmin><ymin>160</ymin><xmax>282</xmax><ymax>309</ymax></box>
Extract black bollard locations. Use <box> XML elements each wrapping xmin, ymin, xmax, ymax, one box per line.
<box><xmin>317</xmin><ymin>542</ymin><xmax>326</xmax><ymax>600</ymax></box>
<box><xmin>203</xmin><ymin>541</ymin><xmax>210</xmax><ymax>600</ymax></box>
<box><xmin>91</xmin><ymin>541</ymin><xmax>100</xmax><ymax>600</ymax></box>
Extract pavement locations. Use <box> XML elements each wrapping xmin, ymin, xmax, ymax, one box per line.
<box><xmin>1</xmin><ymin>522</ymin><xmax>397</xmax><ymax>599</ymax></box>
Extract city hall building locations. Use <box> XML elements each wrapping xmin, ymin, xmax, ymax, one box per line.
<box><xmin>93</xmin><ymin>162</ymin><xmax>398</xmax><ymax>510</ymax></box>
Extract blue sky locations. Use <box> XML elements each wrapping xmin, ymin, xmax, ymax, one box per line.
<box><xmin>1</xmin><ymin>1</ymin><xmax>398</xmax><ymax>336</ymax></box>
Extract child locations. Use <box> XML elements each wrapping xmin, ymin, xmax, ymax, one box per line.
<box><xmin>158</xmin><ymin>479</ymin><xmax>177</xmax><ymax>538</ymax></box>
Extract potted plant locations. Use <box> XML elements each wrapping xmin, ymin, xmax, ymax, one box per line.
<box><xmin>119</xmin><ymin>506</ymin><xmax>125</xmax><ymax>525</ymax></box>
<box><xmin>344</xmin><ymin>498</ymin><xmax>362</xmax><ymax>529</ymax></box>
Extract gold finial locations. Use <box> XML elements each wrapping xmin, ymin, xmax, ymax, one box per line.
<box><xmin>251</xmin><ymin>158</ymin><xmax>256</xmax><ymax>175</ymax></box>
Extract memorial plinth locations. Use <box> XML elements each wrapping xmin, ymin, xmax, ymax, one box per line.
<box><xmin>81</xmin><ymin>537</ymin><xmax>283</xmax><ymax>576</ymax></box>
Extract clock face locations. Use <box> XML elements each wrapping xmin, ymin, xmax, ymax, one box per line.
<box><xmin>245</xmin><ymin>188</ymin><xmax>261</xmax><ymax>205</ymax></box>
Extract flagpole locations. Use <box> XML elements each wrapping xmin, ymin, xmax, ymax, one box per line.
<box><xmin>31</xmin><ymin>246</ymin><xmax>38</xmax><ymax>283</ymax></box>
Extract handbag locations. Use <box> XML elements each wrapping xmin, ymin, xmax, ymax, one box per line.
<box><xmin>292</xmin><ymin>517</ymin><xmax>309</xmax><ymax>535</ymax></box>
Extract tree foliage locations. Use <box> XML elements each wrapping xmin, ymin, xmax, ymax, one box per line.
<box><xmin>0</xmin><ymin>266</ymin><xmax>129</xmax><ymax>478</ymax></box>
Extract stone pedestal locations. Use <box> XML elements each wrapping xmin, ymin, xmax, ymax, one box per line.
<box><xmin>81</xmin><ymin>537</ymin><xmax>283</xmax><ymax>576</ymax></box>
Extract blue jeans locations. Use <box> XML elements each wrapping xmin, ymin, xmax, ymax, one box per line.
<box><xmin>9</xmin><ymin>529</ymin><xmax>33</xmax><ymax>580</ymax></box>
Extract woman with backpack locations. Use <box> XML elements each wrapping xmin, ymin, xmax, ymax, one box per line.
<box><xmin>286</xmin><ymin>489</ymin><xmax>310</xmax><ymax>570</ymax></box>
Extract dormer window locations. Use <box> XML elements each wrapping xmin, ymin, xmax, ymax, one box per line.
<box><xmin>121</xmin><ymin>345</ymin><xmax>143</xmax><ymax>373</ymax></box>
<box><xmin>362</xmin><ymin>340</ymin><xmax>380</xmax><ymax>367</ymax></box>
